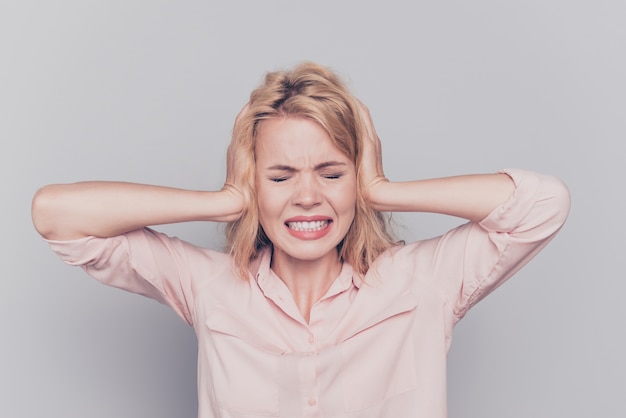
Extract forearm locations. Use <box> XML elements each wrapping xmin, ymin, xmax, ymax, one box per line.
<box><xmin>368</xmin><ymin>173</ymin><xmax>515</xmax><ymax>222</ymax></box>
<box><xmin>32</xmin><ymin>182</ymin><xmax>243</xmax><ymax>240</ymax></box>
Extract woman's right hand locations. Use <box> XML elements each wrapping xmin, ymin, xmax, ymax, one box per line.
<box><xmin>221</xmin><ymin>103</ymin><xmax>251</xmax><ymax>220</ymax></box>
<box><xmin>32</xmin><ymin>104</ymin><xmax>253</xmax><ymax>240</ymax></box>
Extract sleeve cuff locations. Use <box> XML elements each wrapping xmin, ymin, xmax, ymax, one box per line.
<box><xmin>479</xmin><ymin>168</ymin><xmax>541</xmax><ymax>233</ymax></box>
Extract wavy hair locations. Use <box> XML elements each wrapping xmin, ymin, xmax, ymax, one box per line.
<box><xmin>225</xmin><ymin>62</ymin><xmax>397</xmax><ymax>279</ymax></box>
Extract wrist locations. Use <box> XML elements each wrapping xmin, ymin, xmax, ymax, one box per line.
<box><xmin>212</xmin><ymin>187</ymin><xmax>245</xmax><ymax>222</ymax></box>
<box><xmin>364</xmin><ymin>178</ymin><xmax>391</xmax><ymax>211</ymax></box>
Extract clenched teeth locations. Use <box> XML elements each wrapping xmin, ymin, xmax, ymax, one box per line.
<box><xmin>286</xmin><ymin>220</ymin><xmax>330</xmax><ymax>231</ymax></box>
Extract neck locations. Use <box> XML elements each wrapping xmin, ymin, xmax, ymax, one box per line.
<box><xmin>270</xmin><ymin>248</ymin><xmax>342</xmax><ymax>323</ymax></box>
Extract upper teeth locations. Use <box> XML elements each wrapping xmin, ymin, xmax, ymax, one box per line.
<box><xmin>287</xmin><ymin>220</ymin><xmax>329</xmax><ymax>231</ymax></box>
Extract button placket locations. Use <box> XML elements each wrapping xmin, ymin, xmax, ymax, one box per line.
<box><xmin>300</xmin><ymin>335</ymin><xmax>320</xmax><ymax>417</ymax></box>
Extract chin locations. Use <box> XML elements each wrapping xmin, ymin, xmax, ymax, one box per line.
<box><xmin>273</xmin><ymin>241</ymin><xmax>341</xmax><ymax>263</ymax></box>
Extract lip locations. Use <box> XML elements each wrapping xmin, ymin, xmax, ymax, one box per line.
<box><xmin>284</xmin><ymin>215</ymin><xmax>333</xmax><ymax>223</ymax></box>
<box><xmin>284</xmin><ymin>216</ymin><xmax>333</xmax><ymax>240</ymax></box>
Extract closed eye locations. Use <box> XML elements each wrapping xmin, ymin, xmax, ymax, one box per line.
<box><xmin>269</xmin><ymin>177</ymin><xmax>288</xmax><ymax>183</ymax></box>
<box><xmin>322</xmin><ymin>173</ymin><xmax>343</xmax><ymax>180</ymax></box>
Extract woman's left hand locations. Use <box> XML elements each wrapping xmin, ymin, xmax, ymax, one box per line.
<box><xmin>355</xmin><ymin>100</ymin><xmax>389</xmax><ymax>207</ymax></box>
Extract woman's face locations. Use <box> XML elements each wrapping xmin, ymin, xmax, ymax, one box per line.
<box><xmin>255</xmin><ymin>116</ymin><xmax>357</xmax><ymax>266</ymax></box>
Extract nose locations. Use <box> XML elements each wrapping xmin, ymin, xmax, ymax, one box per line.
<box><xmin>292</xmin><ymin>175</ymin><xmax>322</xmax><ymax>209</ymax></box>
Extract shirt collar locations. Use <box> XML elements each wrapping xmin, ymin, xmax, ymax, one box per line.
<box><xmin>251</xmin><ymin>246</ymin><xmax>362</xmax><ymax>299</ymax></box>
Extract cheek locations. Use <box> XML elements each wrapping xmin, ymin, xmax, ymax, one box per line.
<box><xmin>332</xmin><ymin>185</ymin><xmax>358</xmax><ymax>218</ymax></box>
<box><xmin>344</xmin><ymin>178</ymin><xmax>358</xmax><ymax>209</ymax></box>
<box><xmin>345</xmin><ymin>186</ymin><xmax>358</xmax><ymax>224</ymax></box>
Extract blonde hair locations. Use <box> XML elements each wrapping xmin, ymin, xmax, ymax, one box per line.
<box><xmin>226</xmin><ymin>62</ymin><xmax>397</xmax><ymax>279</ymax></box>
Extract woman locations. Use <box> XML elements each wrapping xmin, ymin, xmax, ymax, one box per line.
<box><xmin>32</xmin><ymin>62</ymin><xmax>570</xmax><ymax>417</ymax></box>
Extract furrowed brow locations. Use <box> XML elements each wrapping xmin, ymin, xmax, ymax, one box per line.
<box><xmin>265</xmin><ymin>161</ymin><xmax>347</xmax><ymax>171</ymax></box>
<box><xmin>315</xmin><ymin>161</ymin><xmax>348</xmax><ymax>170</ymax></box>
<box><xmin>266</xmin><ymin>165</ymin><xmax>296</xmax><ymax>172</ymax></box>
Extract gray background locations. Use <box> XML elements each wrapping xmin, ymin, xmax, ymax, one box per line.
<box><xmin>1</xmin><ymin>1</ymin><xmax>624</xmax><ymax>417</ymax></box>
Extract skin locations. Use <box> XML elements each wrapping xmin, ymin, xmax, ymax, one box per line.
<box><xmin>255</xmin><ymin>117</ymin><xmax>357</xmax><ymax>319</ymax></box>
<box><xmin>31</xmin><ymin>100</ymin><xmax>515</xmax><ymax>322</ymax></box>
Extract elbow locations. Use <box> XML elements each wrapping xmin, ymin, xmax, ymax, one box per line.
<box><xmin>537</xmin><ymin>175</ymin><xmax>571</xmax><ymax>234</ymax></box>
<box><xmin>551</xmin><ymin>176</ymin><xmax>572</xmax><ymax>227</ymax></box>
<box><xmin>31</xmin><ymin>184</ymin><xmax>62</xmax><ymax>239</ymax></box>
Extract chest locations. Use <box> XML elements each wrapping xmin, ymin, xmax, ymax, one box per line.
<box><xmin>194</xmin><ymin>283</ymin><xmax>452</xmax><ymax>416</ymax></box>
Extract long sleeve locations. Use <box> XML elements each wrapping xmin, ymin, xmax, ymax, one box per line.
<box><xmin>401</xmin><ymin>169</ymin><xmax>571</xmax><ymax>322</ymax></box>
<box><xmin>46</xmin><ymin>227</ymin><xmax>231</xmax><ymax>325</ymax></box>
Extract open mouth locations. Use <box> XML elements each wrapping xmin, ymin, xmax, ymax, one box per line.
<box><xmin>286</xmin><ymin>220</ymin><xmax>331</xmax><ymax>232</ymax></box>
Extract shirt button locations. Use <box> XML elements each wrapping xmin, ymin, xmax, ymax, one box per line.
<box><xmin>308</xmin><ymin>334</ymin><xmax>314</xmax><ymax>344</ymax></box>
<box><xmin>307</xmin><ymin>397</ymin><xmax>317</xmax><ymax>406</ymax></box>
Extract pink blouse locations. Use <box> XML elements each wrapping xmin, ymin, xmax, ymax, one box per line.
<box><xmin>47</xmin><ymin>169</ymin><xmax>570</xmax><ymax>418</ymax></box>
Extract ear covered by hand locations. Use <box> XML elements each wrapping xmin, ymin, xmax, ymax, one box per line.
<box><xmin>355</xmin><ymin>100</ymin><xmax>389</xmax><ymax>206</ymax></box>
<box><xmin>222</xmin><ymin>103</ymin><xmax>252</xmax><ymax>220</ymax></box>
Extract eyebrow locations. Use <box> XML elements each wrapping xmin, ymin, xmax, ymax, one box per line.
<box><xmin>266</xmin><ymin>161</ymin><xmax>348</xmax><ymax>171</ymax></box>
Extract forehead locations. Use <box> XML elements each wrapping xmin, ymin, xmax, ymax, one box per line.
<box><xmin>255</xmin><ymin>117</ymin><xmax>349</xmax><ymax>166</ymax></box>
